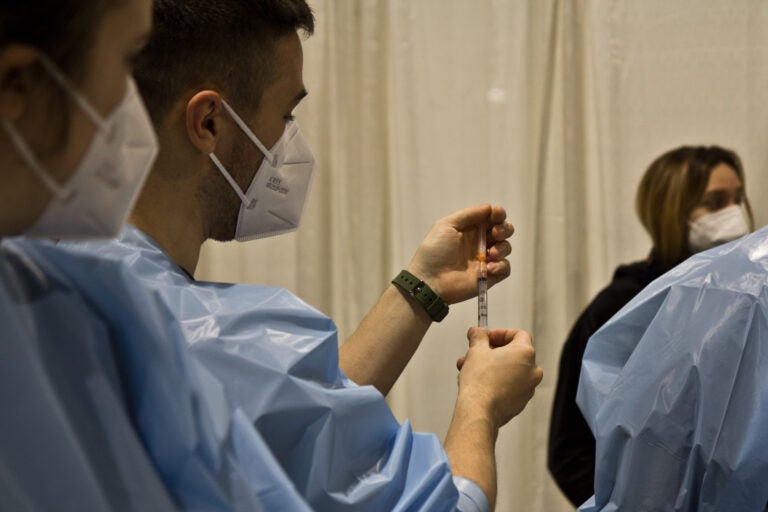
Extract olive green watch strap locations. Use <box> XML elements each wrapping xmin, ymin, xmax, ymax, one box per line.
<box><xmin>391</xmin><ymin>270</ymin><xmax>449</xmax><ymax>322</ymax></box>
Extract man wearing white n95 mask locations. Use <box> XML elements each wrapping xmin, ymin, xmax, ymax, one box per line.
<box><xmin>4</xmin><ymin>70</ymin><xmax>157</xmax><ymax>239</ymax></box>
<box><xmin>0</xmin><ymin>11</ymin><xmax>156</xmax><ymax>239</ymax></box>
<box><xmin>49</xmin><ymin>1</ymin><xmax>544</xmax><ymax>510</ymax></box>
<box><xmin>208</xmin><ymin>100</ymin><xmax>315</xmax><ymax>240</ymax></box>
<box><xmin>0</xmin><ymin>1</ymin><xmax>316</xmax><ymax>510</ymax></box>
<box><xmin>0</xmin><ymin>1</ymin><xmax>172</xmax><ymax>509</ymax></box>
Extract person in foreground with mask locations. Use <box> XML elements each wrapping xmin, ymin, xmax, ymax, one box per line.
<box><xmin>574</xmin><ymin>149</ymin><xmax>765</xmax><ymax>509</ymax></box>
<box><xmin>548</xmin><ymin>145</ymin><xmax>754</xmax><ymax>506</ymax></box>
<box><xmin>0</xmin><ymin>1</ymin><xmax>314</xmax><ymax>509</ymax></box>
<box><xmin>41</xmin><ymin>0</ymin><xmax>544</xmax><ymax>510</ymax></box>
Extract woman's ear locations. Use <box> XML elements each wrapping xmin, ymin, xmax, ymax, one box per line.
<box><xmin>0</xmin><ymin>45</ymin><xmax>41</xmax><ymax>121</ymax></box>
<box><xmin>185</xmin><ymin>90</ymin><xmax>225</xmax><ymax>155</ymax></box>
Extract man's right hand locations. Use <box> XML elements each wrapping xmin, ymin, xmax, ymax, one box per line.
<box><xmin>456</xmin><ymin>327</ymin><xmax>543</xmax><ymax>429</ymax></box>
<box><xmin>444</xmin><ymin>327</ymin><xmax>543</xmax><ymax>508</ymax></box>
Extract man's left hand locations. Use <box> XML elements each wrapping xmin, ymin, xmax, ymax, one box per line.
<box><xmin>406</xmin><ymin>204</ymin><xmax>514</xmax><ymax>305</ymax></box>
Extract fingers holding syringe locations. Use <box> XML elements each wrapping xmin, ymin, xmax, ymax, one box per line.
<box><xmin>486</xmin><ymin>246</ymin><xmax>511</xmax><ymax>287</ymax></box>
<box><xmin>488</xmin><ymin>206</ymin><xmax>515</xmax><ymax>239</ymax></box>
<box><xmin>485</xmin><ymin>207</ymin><xmax>514</xmax><ymax>287</ymax></box>
<box><xmin>455</xmin><ymin>328</ymin><xmax>525</xmax><ymax>372</ymax></box>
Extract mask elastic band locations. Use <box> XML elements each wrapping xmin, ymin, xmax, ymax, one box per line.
<box><xmin>209</xmin><ymin>153</ymin><xmax>256</xmax><ymax>209</ymax></box>
<box><xmin>1</xmin><ymin>119</ymin><xmax>73</xmax><ymax>200</ymax></box>
<box><xmin>220</xmin><ymin>99</ymin><xmax>277</xmax><ymax>166</ymax></box>
<box><xmin>37</xmin><ymin>54</ymin><xmax>107</xmax><ymax>132</ymax></box>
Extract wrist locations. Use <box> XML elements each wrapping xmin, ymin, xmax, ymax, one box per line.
<box><xmin>388</xmin><ymin>283</ymin><xmax>432</xmax><ymax>325</ymax></box>
<box><xmin>454</xmin><ymin>392</ymin><xmax>501</xmax><ymax>435</ymax></box>
<box><xmin>391</xmin><ymin>269</ymin><xmax>449</xmax><ymax>322</ymax></box>
<box><xmin>406</xmin><ymin>264</ymin><xmax>443</xmax><ymax>298</ymax></box>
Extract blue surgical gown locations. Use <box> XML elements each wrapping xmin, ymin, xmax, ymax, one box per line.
<box><xmin>576</xmin><ymin>226</ymin><xmax>768</xmax><ymax>511</ymax></box>
<box><xmin>56</xmin><ymin>224</ymin><xmax>490</xmax><ymax>512</ymax></box>
<box><xmin>1</xmin><ymin>237</ymin><xmax>311</xmax><ymax>511</ymax></box>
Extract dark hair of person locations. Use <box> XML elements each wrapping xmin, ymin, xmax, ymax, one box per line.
<box><xmin>133</xmin><ymin>0</ymin><xmax>315</xmax><ymax>124</ymax></box>
<box><xmin>636</xmin><ymin>145</ymin><xmax>754</xmax><ymax>269</ymax></box>
<box><xmin>1</xmin><ymin>1</ymin><xmax>120</xmax><ymax>151</ymax></box>
<box><xmin>0</xmin><ymin>0</ymin><xmax>116</xmax><ymax>81</ymax></box>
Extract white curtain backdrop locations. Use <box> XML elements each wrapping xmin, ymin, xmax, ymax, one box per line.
<box><xmin>197</xmin><ymin>1</ymin><xmax>768</xmax><ymax>510</ymax></box>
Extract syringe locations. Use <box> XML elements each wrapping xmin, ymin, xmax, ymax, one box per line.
<box><xmin>477</xmin><ymin>225</ymin><xmax>488</xmax><ymax>330</ymax></box>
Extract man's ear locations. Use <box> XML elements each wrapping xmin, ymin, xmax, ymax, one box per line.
<box><xmin>185</xmin><ymin>90</ymin><xmax>226</xmax><ymax>155</ymax></box>
<box><xmin>0</xmin><ymin>45</ymin><xmax>42</xmax><ymax>121</ymax></box>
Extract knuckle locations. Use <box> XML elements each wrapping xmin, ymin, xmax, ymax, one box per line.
<box><xmin>516</xmin><ymin>329</ymin><xmax>533</xmax><ymax>342</ymax></box>
<box><xmin>519</xmin><ymin>344</ymin><xmax>536</xmax><ymax>359</ymax></box>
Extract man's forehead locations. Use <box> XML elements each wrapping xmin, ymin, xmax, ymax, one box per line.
<box><xmin>271</xmin><ymin>32</ymin><xmax>303</xmax><ymax>69</ymax></box>
<box><xmin>270</xmin><ymin>33</ymin><xmax>305</xmax><ymax>104</ymax></box>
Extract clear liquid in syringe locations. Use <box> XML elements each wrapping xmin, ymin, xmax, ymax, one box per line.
<box><xmin>477</xmin><ymin>225</ymin><xmax>488</xmax><ymax>330</ymax></box>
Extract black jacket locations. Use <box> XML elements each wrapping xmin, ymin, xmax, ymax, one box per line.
<box><xmin>547</xmin><ymin>258</ymin><xmax>665</xmax><ymax>507</ymax></box>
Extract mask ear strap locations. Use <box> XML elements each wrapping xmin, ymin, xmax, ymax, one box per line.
<box><xmin>1</xmin><ymin>119</ymin><xmax>73</xmax><ymax>200</ymax></box>
<box><xmin>220</xmin><ymin>99</ymin><xmax>277</xmax><ymax>166</ymax></box>
<box><xmin>209</xmin><ymin>153</ymin><xmax>256</xmax><ymax>209</ymax></box>
<box><xmin>36</xmin><ymin>54</ymin><xmax>107</xmax><ymax>131</ymax></box>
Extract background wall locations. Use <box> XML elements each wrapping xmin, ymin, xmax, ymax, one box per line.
<box><xmin>197</xmin><ymin>1</ymin><xmax>768</xmax><ymax>510</ymax></box>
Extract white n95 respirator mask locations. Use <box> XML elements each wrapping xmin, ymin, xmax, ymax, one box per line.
<box><xmin>209</xmin><ymin>100</ymin><xmax>315</xmax><ymax>242</ymax></box>
<box><xmin>1</xmin><ymin>54</ymin><xmax>158</xmax><ymax>239</ymax></box>
<box><xmin>688</xmin><ymin>204</ymin><xmax>750</xmax><ymax>253</ymax></box>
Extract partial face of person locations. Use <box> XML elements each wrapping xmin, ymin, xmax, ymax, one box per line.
<box><xmin>209</xmin><ymin>31</ymin><xmax>310</xmax><ymax>241</ymax></box>
<box><xmin>44</xmin><ymin>0</ymin><xmax>154</xmax><ymax>185</ymax></box>
<box><xmin>230</xmin><ymin>31</ymin><xmax>308</xmax><ymax>191</ymax></box>
<box><xmin>687</xmin><ymin>162</ymin><xmax>750</xmax><ymax>253</ymax></box>
<box><xmin>689</xmin><ymin>163</ymin><xmax>744</xmax><ymax>222</ymax></box>
<box><xmin>0</xmin><ymin>0</ymin><xmax>153</xmax><ymax>235</ymax></box>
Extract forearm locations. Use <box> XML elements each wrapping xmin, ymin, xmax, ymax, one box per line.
<box><xmin>444</xmin><ymin>398</ymin><xmax>499</xmax><ymax>511</ymax></box>
<box><xmin>339</xmin><ymin>284</ymin><xmax>431</xmax><ymax>395</ymax></box>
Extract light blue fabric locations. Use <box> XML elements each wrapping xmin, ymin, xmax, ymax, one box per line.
<box><xmin>0</xmin><ymin>241</ymin><xmax>176</xmax><ymax>511</ymax></box>
<box><xmin>59</xmin><ymin>224</ymin><xmax>490</xmax><ymax>512</ymax></box>
<box><xmin>454</xmin><ymin>477</ymin><xmax>491</xmax><ymax>512</ymax></box>
<box><xmin>576</xmin><ymin>226</ymin><xmax>768</xmax><ymax>511</ymax></box>
<box><xmin>2</xmin><ymin>237</ymin><xmax>311</xmax><ymax>511</ymax></box>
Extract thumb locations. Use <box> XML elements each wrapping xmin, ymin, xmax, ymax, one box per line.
<box><xmin>444</xmin><ymin>204</ymin><xmax>492</xmax><ymax>231</ymax></box>
<box><xmin>467</xmin><ymin>326</ymin><xmax>490</xmax><ymax>349</ymax></box>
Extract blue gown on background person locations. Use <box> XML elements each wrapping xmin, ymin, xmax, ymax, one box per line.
<box><xmin>0</xmin><ymin>237</ymin><xmax>311</xmax><ymax>511</ymax></box>
<box><xmin>56</xmin><ymin>224</ymin><xmax>490</xmax><ymax>512</ymax></box>
<box><xmin>576</xmin><ymin>226</ymin><xmax>768</xmax><ymax>511</ymax></box>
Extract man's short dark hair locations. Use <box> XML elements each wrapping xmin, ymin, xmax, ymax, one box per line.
<box><xmin>134</xmin><ymin>0</ymin><xmax>315</xmax><ymax>124</ymax></box>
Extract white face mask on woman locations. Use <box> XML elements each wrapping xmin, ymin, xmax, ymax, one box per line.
<box><xmin>1</xmin><ymin>54</ymin><xmax>158</xmax><ymax>239</ymax></box>
<box><xmin>209</xmin><ymin>99</ymin><xmax>315</xmax><ymax>242</ymax></box>
<box><xmin>688</xmin><ymin>204</ymin><xmax>750</xmax><ymax>252</ymax></box>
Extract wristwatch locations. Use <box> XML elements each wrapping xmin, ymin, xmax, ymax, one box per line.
<box><xmin>391</xmin><ymin>270</ymin><xmax>449</xmax><ymax>322</ymax></box>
